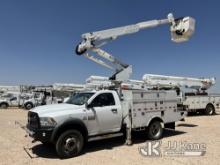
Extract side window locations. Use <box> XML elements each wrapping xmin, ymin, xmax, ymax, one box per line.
<box><xmin>10</xmin><ymin>97</ymin><xmax>17</xmax><ymax>101</ymax></box>
<box><xmin>91</xmin><ymin>93</ymin><xmax>115</xmax><ymax>107</ymax></box>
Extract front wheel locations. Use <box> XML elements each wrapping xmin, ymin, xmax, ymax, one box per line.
<box><xmin>24</xmin><ymin>102</ymin><xmax>34</xmax><ymax>110</ymax></box>
<box><xmin>56</xmin><ymin>130</ymin><xmax>84</xmax><ymax>158</ymax></box>
<box><xmin>147</xmin><ymin>121</ymin><xmax>163</xmax><ymax>140</ymax></box>
<box><xmin>0</xmin><ymin>103</ymin><xmax>9</xmax><ymax>109</ymax></box>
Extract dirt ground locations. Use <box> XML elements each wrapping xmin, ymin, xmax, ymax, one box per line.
<box><xmin>0</xmin><ymin>108</ymin><xmax>220</xmax><ymax>165</ymax></box>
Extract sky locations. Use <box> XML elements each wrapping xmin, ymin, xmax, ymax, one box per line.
<box><xmin>0</xmin><ymin>0</ymin><xmax>219</xmax><ymax>92</ymax></box>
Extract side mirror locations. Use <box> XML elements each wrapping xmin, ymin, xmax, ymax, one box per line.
<box><xmin>85</xmin><ymin>102</ymin><xmax>93</xmax><ymax>109</ymax></box>
<box><xmin>120</xmin><ymin>93</ymin><xmax>124</xmax><ymax>101</ymax></box>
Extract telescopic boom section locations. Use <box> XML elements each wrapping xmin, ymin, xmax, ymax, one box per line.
<box><xmin>75</xmin><ymin>13</ymin><xmax>195</xmax><ymax>81</ymax></box>
<box><xmin>143</xmin><ymin>74</ymin><xmax>215</xmax><ymax>91</ymax></box>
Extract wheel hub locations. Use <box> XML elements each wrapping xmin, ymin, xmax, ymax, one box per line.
<box><xmin>27</xmin><ymin>104</ymin><xmax>32</xmax><ymax>109</ymax></box>
<box><xmin>151</xmin><ymin>124</ymin><xmax>160</xmax><ymax>136</ymax></box>
<box><xmin>64</xmin><ymin>137</ymin><xmax>77</xmax><ymax>152</ymax></box>
<box><xmin>208</xmin><ymin>107</ymin><xmax>213</xmax><ymax>114</ymax></box>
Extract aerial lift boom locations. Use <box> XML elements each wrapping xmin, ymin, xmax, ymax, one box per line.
<box><xmin>143</xmin><ymin>74</ymin><xmax>216</xmax><ymax>91</ymax></box>
<box><xmin>73</xmin><ymin>13</ymin><xmax>196</xmax><ymax>146</ymax></box>
<box><xmin>75</xmin><ymin>13</ymin><xmax>195</xmax><ymax>82</ymax></box>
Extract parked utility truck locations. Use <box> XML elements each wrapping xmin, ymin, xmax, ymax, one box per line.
<box><xmin>0</xmin><ymin>91</ymin><xmax>21</xmax><ymax>109</ymax></box>
<box><xmin>143</xmin><ymin>74</ymin><xmax>220</xmax><ymax>115</ymax></box>
<box><xmin>23</xmin><ymin>89</ymin><xmax>63</xmax><ymax>110</ymax></box>
<box><xmin>26</xmin><ymin>13</ymin><xmax>195</xmax><ymax>158</ymax></box>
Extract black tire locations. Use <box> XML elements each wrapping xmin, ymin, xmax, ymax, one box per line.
<box><xmin>56</xmin><ymin>130</ymin><xmax>84</xmax><ymax>159</ymax></box>
<box><xmin>0</xmin><ymin>103</ymin><xmax>9</xmax><ymax>109</ymax></box>
<box><xmin>24</xmin><ymin>102</ymin><xmax>34</xmax><ymax>110</ymax></box>
<box><xmin>205</xmin><ymin>104</ymin><xmax>215</xmax><ymax>115</ymax></box>
<box><xmin>42</xmin><ymin>141</ymin><xmax>53</xmax><ymax>147</ymax></box>
<box><xmin>147</xmin><ymin>120</ymin><xmax>163</xmax><ymax>140</ymax></box>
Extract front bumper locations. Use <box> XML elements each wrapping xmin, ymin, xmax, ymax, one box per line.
<box><xmin>26</xmin><ymin>125</ymin><xmax>54</xmax><ymax>143</ymax></box>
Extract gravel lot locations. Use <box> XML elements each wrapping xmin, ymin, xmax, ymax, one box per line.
<box><xmin>0</xmin><ymin>108</ymin><xmax>220</xmax><ymax>165</ymax></box>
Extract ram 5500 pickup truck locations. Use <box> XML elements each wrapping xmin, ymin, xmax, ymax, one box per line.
<box><xmin>26</xmin><ymin>89</ymin><xmax>186</xmax><ymax>158</ymax></box>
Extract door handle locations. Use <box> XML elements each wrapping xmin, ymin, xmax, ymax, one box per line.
<box><xmin>111</xmin><ymin>108</ymin><xmax>118</xmax><ymax>113</ymax></box>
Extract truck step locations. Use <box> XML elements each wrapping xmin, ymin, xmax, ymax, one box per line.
<box><xmin>88</xmin><ymin>132</ymin><xmax>123</xmax><ymax>142</ymax></box>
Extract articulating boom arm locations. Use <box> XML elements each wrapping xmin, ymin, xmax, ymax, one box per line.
<box><xmin>143</xmin><ymin>74</ymin><xmax>216</xmax><ymax>91</ymax></box>
<box><xmin>75</xmin><ymin>13</ymin><xmax>195</xmax><ymax>81</ymax></box>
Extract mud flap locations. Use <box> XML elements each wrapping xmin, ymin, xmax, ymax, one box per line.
<box><xmin>164</xmin><ymin>122</ymin><xmax>175</xmax><ymax>130</ymax></box>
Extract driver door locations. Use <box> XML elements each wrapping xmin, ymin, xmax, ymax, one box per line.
<box><xmin>10</xmin><ymin>96</ymin><xmax>18</xmax><ymax>106</ymax></box>
<box><xmin>86</xmin><ymin>92</ymin><xmax>121</xmax><ymax>135</ymax></box>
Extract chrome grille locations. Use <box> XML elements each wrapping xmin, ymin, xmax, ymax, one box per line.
<box><xmin>28</xmin><ymin>111</ymin><xmax>40</xmax><ymax>129</ymax></box>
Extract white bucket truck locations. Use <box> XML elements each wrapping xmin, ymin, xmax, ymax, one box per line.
<box><xmin>26</xmin><ymin>13</ymin><xmax>195</xmax><ymax>158</ymax></box>
<box><xmin>143</xmin><ymin>74</ymin><xmax>220</xmax><ymax>115</ymax></box>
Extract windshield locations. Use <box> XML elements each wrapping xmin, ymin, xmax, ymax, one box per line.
<box><xmin>1</xmin><ymin>93</ymin><xmax>13</xmax><ymax>99</ymax></box>
<box><xmin>66</xmin><ymin>92</ymin><xmax>94</xmax><ymax>105</ymax></box>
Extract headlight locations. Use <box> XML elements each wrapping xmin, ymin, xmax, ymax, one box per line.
<box><xmin>40</xmin><ymin>117</ymin><xmax>57</xmax><ymax>127</ymax></box>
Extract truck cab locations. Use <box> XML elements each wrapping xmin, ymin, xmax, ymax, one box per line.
<box><xmin>27</xmin><ymin>90</ymin><xmax>123</xmax><ymax>158</ymax></box>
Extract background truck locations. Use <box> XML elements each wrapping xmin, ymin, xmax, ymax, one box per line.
<box><xmin>0</xmin><ymin>91</ymin><xmax>37</xmax><ymax>109</ymax></box>
<box><xmin>182</xmin><ymin>93</ymin><xmax>220</xmax><ymax>115</ymax></box>
<box><xmin>0</xmin><ymin>85</ymin><xmax>74</xmax><ymax>110</ymax></box>
<box><xmin>23</xmin><ymin>89</ymin><xmax>65</xmax><ymax>110</ymax></box>
<box><xmin>26</xmin><ymin>12</ymin><xmax>195</xmax><ymax>158</ymax></box>
<box><xmin>143</xmin><ymin>74</ymin><xmax>220</xmax><ymax>115</ymax></box>
<box><xmin>0</xmin><ymin>91</ymin><xmax>21</xmax><ymax>109</ymax></box>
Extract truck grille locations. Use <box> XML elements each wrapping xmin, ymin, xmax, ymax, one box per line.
<box><xmin>28</xmin><ymin>111</ymin><xmax>40</xmax><ymax>129</ymax></box>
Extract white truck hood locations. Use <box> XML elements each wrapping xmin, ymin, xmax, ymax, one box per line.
<box><xmin>0</xmin><ymin>98</ymin><xmax>8</xmax><ymax>102</ymax></box>
<box><xmin>30</xmin><ymin>103</ymin><xmax>84</xmax><ymax>117</ymax></box>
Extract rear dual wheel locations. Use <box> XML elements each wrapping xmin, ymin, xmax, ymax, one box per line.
<box><xmin>205</xmin><ymin>104</ymin><xmax>215</xmax><ymax>115</ymax></box>
<box><xmin>147</xmin><ymin>121</ymin><xmax>163</xmax><ymax>140</ymax></box>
